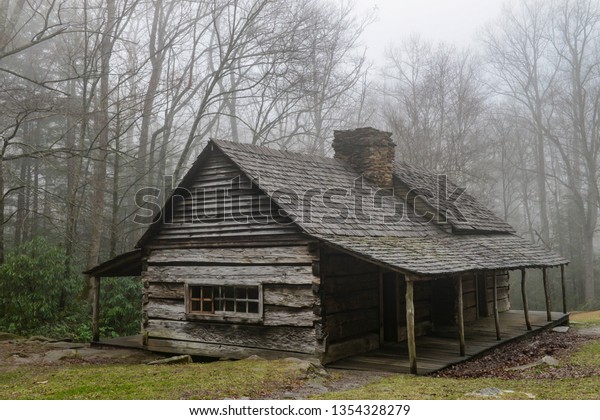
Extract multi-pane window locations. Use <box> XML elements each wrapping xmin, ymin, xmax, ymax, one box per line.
<box><xmin>188</xmin><ymin>285</ymin><xmax>260</xmax><ymax>316</ymax></box>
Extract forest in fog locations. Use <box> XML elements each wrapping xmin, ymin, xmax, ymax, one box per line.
<box><xmin>0</xmin><ymin>0</ymin><xmax>599</xmax><ymax>337</ymax></box>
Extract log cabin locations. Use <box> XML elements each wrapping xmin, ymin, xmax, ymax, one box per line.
<box><xmin>86</xmin><ymin>127</ymin><xmax>569</xmax><ymax>374</ymax></box>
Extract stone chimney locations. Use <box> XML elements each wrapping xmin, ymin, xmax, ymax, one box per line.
<box><xmin>332</xmin><ymin>127</ymin><xmax>396</xmax><ymax>188</ymax></box>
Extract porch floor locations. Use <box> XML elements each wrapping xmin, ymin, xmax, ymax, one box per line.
<box><xmin>329</xmin><ymin>310</ymin><xmax>569</xmax><ymax>375</ymax></box>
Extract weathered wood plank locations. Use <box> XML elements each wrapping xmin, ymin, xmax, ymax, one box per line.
<box><xmin>320</xmin><ymin>274</ymin><xmax>378</xmax><ymax>294</ymax></box>
<box><xmin>146</xmin><ymin>338</ymin><xmax>315</xmax><ymax>359</ymax></box>
<box><xmin>146</xmin><ymin>319</ymin><xmax>317</xmax><ymax>353</ymax></box>
<box><xmin>92</xmin><ymin>276</ymin><xmax>100</xmax><ymax>342</ymax></box>
<box><xmin>145</xmin><ymin>298</ymin><xmax>186</xmax><ymax>321</ymax></box>
<box><xmin>145</xmin><ymin>297</ymin><xmax>315</xmax><ymax>327</ymax></box>
<box><xmin>318</xmin><ymin>308</ymin><xmax>379</xmax><ymax>342</ymax></box>
<box><xmin>321</xmin><ymin>252</ymin><xmax>378</xmax><ymax>277</ymax></box>
<box><xmin>493</xmin><ymin>271</ymin><xmax>501</xmax><ymax>340</ymax></box>
<box><xmin>144</xmin><ymin>265</ymin><xmax>317</xmax><ymax>285</ymax></box>
<box><xmin>319</xmin><ymin>333</ymin><xmax>379</xmax><ymax>364</ymax></box>
<box><xmin>457</xmin><ymin>275</ymin><xmax>465</xmax><ymax>356</ymax></box>
<box><xmin>561</xmin><ymin>265</ymin><xmax>567</xmax><ymax>314</ymax></box>
<box><xmin>263</xmin><ymin>306</ymin><xmax>316</xmax><ymax>327</ymax></box>
<box><xmin>148</xmin><ymin>246</ymin><xmax>314</xmax><ymax>265</ymax></box>
<box><xmin>263</xmin><ymin>285</ymin><xmax>315</xmax><ymax>308</ymax></box>
<box><xmin>147</xmin><ymin>282</ymin><xmax>184</xmax><ymax>299</ymax></box>
<box><xmin>543</xmin><ymin>267</ymin><xmax>552</xmax><ymax>321</ymax></box>
<box><xmin>320</xmin><ymin>289</ymin><xmax>379</xmax><ymax>315</ymax></box>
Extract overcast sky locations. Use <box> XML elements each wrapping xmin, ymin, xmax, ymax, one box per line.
<box><xmin>357</xmin><ymin>0</ymin><xmax>511</xmax><ymax>62</ymax></box>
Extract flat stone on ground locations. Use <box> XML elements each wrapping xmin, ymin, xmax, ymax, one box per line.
<box><xmin>552</xmin><ymin>326</ymin><xmax>569</xmax><ymax>333</ymax></box>
<box><xmin>47</xmin><ymin>342</ymin><xmax>89</xmax><ymax>350</ymax></box>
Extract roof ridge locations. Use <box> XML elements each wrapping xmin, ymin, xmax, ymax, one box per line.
<box><xmin>211</xmin><ymin>138</ymin><xmax>341</xmax><ymax>166</ymax></box>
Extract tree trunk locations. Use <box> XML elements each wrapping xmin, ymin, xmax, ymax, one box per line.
<box><xmin>86</xmin><ymin>0</ymin><xmax>116</xmax><ymax>272</ymax></box>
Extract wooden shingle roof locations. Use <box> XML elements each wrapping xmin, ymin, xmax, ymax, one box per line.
<box><xmin>213</xmin><ymin>140</ymin><xmax>568</xmax><ymax>275</ymax></box>
<box><xmin>393</xmin><ymin>161</ymin><xmax>515</xmax><ymax>233</ymax></box>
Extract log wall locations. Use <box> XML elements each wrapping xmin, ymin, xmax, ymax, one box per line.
<box><xmin>314</xmin><ymin>248</ymin><xmax>380</xmax><ymax>363</ymax></box>
<box><xmin>142</xmin><ymin>245</ymin><xmax>321</xmax><ymax>359</ymax></box>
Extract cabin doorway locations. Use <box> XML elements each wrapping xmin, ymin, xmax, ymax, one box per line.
<box><xmin>431</xmin><ymin>277</ymin><xmax>455</xmax><ymax>327</ymax></box>
<box><xmin>477</xmin><ymin>273</ymin><xmax>488</xmax><ymax>317</ymax></box>
<box><xmin>381</xmin><ymin>271</ymin><xmax>405</xmax><ymax>343</ymax></box>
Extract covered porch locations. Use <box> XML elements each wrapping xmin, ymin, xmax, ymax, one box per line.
<box><xmin>331</xmin><ymin>309</ymin><xmax>569</xmax><ymax>374</ymax></box>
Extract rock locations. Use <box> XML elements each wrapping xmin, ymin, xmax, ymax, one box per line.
<box><xmin>282</xmin><ymin>357</ymin><xmax>328</xmax><ymax>378</ymax></box>
<box><xmin>43</xmin><ymin>349</ymin><xmax>80</xmax><ymax>362</ymax></box>
<box><xmin>541</xmin><ymin>355</ymin><xmax>559</xmax><ymax>366</ymax></box>
<box><xmin>147</xmin><ymin>355</ymin><xmax>192</xmax><ymax>365</ymax></box>
<box><xmin>468</xmin><ymin>387</ymin><xmax>503</xmax><ymax>397</ymax></box>
<box><xmin>0</xmin><ymin>332</ymin><xmax>21</xmax><ymax>341</ymax></box>
<box><xmin>245</xmin><ymin>355</ymin><xmax>264</xmax><ymax>361</ymax></box>
<box><xmin>47</xmin><ymin>341</ymin><xmax>89</xmax><ymax>350</ymax></box>
<box><xmin>552</xmin><ymin>326</ymin><xmax>569</xmax><ymax>333</ymax></box>
<box><xmin>508</xmin><ymin>355</ymin><xmax>560</xmax><ymax>370</ymax></box>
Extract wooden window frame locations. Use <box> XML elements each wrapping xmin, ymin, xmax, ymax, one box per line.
<box><xmin>184</xmin><ymin>283</ymin><xmax>263</xmax><ymax>323</ymax></box>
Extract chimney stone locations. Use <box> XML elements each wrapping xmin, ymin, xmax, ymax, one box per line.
<box><xmin>332</xmin><ymin>127</ymin><xmax>396</xmax><ymax>188</ymax></box>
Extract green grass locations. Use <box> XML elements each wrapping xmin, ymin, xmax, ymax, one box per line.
<box><xmin>570</xmin><ymin>310</ymin><xmax>600</xmax><ymax>326</ymax></box>
<box><xmin>570</xmin><ymin>340</ymin><xmax>600</xmax><ymax>368</ymax></box>
<box><xmin>0</xmin><ymin>359</ymin><xmax>306</xmax><ymax>400</ymax></box>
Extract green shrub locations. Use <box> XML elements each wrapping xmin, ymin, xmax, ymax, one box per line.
<box><xmin>0</xmin><ymin>238</ymin><xmax>141</xmax><ymax>340</ymax></box>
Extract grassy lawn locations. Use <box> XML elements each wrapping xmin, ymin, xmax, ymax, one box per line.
<box><xmin>570</xmin><ymin>310</ymin><xmax>600</xmax><ymax>326</ymax></box>
<box><xmin>0</xmin><ymin>359</ymin><xmax>306</xmax><ymax>399</ymax></box>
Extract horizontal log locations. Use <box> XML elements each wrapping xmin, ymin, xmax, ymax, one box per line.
<box><xmin>321</xmin><ymin>252</ymin><xmax>378</xmax><ymax>276</ymax></box>
<box><xmin>144</xmin><ymin>265</ymin><xmax>317</xmax><ymax>285</ymax></box>
<box><xmin>145</xmin><ymin>298</ymin><xmax>186</xmax><ymax>321</ymax></box>
<box><xmin>462</xmin><ymin>291</ymin><xmax>477</xmax><ymax>309</ymax></box>
<box><xmin>147</xmin><ymin>234</ymin><xmax>313</xmax><ymax>250</ymax></box>
<box><xmin>146</xmin><ymin>319</ymin><xmax>316</xmax><ymax>353</ymax></box>
<box><xmin>145</xmin><ymin>297</ymin><xmax>314</xmax><ymax>327</ymax></box>
<box><xmin>263</xmin><ymin>285</ymin><xmax>315</xmax><ymax>308</ymax></box>
<box><xmin>320</xmin><ymin>274</ymin><xmax>378</xmax><ymax>294</ymax></box>
<box><xmin>462</xmin><ymin>277</ymin><xmax>476</xmax><ymax>294</ymax></box>
<box><xmin>148</xmin><ymin>246</ymin><xmax>314</xmax><ymax>265</ymax></box>
<box><xmin>318</xmin><ymin>308</ymin><xmax>379</xmax><ymax>342</ymax></box>
<box><xmin>263</xmin><ymin>306</ymin><xmax>316</xmax><ymax>327</ymax></box>
<box><xmin>319</xmin><ymin>333</ymin><xmax>379</xmax><ymax>364</ymax></box>
<box><xmin>463</xmin><ymin>306</ymin><xmax>477</xmax><ymax>322</ymax></box>
<box><xmin>146</xmin><ymin>338</ymin><xmax>316</xmax><ymax>359</ymax></box>
<box><xmin>321</xmin><ymin>289</ymin><xmax>379</xmax><ymax>315</ymax></box>
<box><xmin>147</xmin><ymin>282</ymin><xmax>184</xmax><ymax>300</ymax></box>
<box><xmin>397</xmin><ymin>320</ymin><xmax>433</xmax><ymax>342</ymax></box>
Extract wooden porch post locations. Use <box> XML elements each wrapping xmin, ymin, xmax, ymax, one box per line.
<box><xmin>405</xmin><ymin>275</ymin><xmax>417</xmax><ymax>374</ymax></box>
<box><xmin>456</xmin><ymin>275</ymin><xmax>465</xmax><ymax>356</ymax></box>
<box><xmin>521</xmin><ymin>269</ymin><xmax>532</xmax><ymax>331</ymax></box>
<box><xmin>560</xmin><ymin>265</ymin><xmax>567</xmax><ymax>314</ymax></box>
<box><xmin>493</xmin><ymin>271</ymin><xmax>501</xmax><ymax>340</ymax></box>
<box><xmin>92</xmin><ymin>276</ymin><xmax>101</xmax><ymax>342</ymax></box>
<box><xmin>379</xmin><ymin>268</ymin><xmax>384</xmax><ymax>344</ymax></box>
<box><xmin>542</xmin><ymin>267</ymin><xmax>552</xmax><ymax>321</ymax></box>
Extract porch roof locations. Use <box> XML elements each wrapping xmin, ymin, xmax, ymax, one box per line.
<box><xmin>316</xmin><ymin>234</ymin><xmax>569</xmax><ymax>276</ymax></box>
<box><xmin>83</xmin><ymin>250</ymin><xmax>143</xmax><ymax>277</ymax></box>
